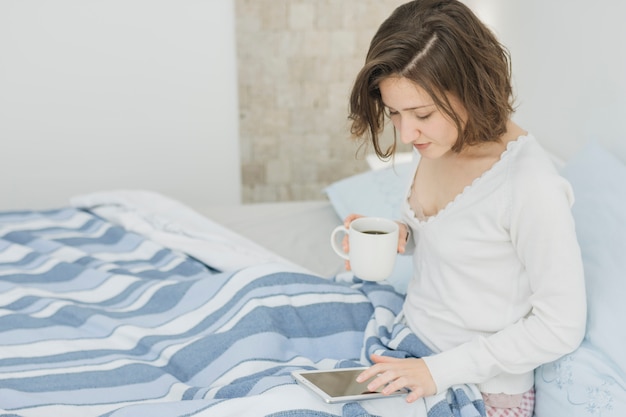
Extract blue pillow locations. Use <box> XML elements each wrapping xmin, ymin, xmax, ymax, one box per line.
<box><xmin>535</xmin><ymin>340</ymin><xmax>623</xmax><ymax>416</ymax></box>
<box><xmin>324</xmin><ymin>162</ymin><xmax>414</xmax><ymax>293</ymax></box>
<box><xmin>534</xmin><ymin>142</ymin><xmax>626</xmax><ymax>416</ymax></box>
<box><xmin>324</xmin><ymin>163</ymin><xmax>413</xmax><ymax>220</ymax></box>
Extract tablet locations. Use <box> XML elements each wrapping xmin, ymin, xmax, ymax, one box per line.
<box><xmin>291</xmin><ymin>367</ymin><xmax>409</xmax><ymax>403</ymax></box>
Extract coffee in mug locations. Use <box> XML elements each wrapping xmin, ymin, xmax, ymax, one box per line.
<box><xmin>330</xmin><ymin>217</ymin><xmax>399</xmax><ymax>282</ymax></box>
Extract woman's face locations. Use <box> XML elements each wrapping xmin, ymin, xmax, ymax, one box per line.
<box><xmin>379</xmin><ymin>76</ymin><xmax>466</xmax><ymax>159</ymax></box>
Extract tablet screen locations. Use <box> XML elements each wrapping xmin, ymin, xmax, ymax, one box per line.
<box><xmin>302</xmin><ymin>368</ymin><xmax>372</xmax><ymax>397</ymax></box>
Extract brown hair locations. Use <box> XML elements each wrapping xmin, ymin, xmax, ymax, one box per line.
<box><xmin>349</xmin><ymin>0</ymin><xmax>515</xmax><ymax>158</ymax></box>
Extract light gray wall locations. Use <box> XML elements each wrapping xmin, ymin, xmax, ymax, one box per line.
<box><xmin>2</xmin><ymin>1</ymin><xmax>625</xmax><ymax>211</ymax></box>
<box><xmin>237</xmin><ymin>0</ymin><xmax>626</xmax><ymax>204</ymax></box>
<box><xmin>466</xmin><ymin>0</ymin><xmax>626</xmax><ymax>162</ymax></box>
<box><xmin>0</xmin><ymin>0</ymin><xmax>241</xmax><ymax>210</ymax></box>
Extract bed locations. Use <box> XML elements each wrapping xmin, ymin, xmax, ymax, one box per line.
<box><xmin>1</xmin><ymin>143</ymin><xmax>625</xmax><ymax>417</ymax></box>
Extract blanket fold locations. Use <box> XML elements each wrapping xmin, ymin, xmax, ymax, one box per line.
<box><xmin>334</xmin><ymin>278</ymin><xmax>485</xmax><ymax>417</ymax></box>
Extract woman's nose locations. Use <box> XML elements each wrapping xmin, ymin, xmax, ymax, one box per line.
<box><xmin>398</xmin><ymin>119</ymin><xmax>420</xmax><ymax>144</ymax></box>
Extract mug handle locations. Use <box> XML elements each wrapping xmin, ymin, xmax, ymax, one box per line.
<box><xmin>330</xmin><ymin>225</ymin><xmax>350</xmax><ymax>260</ymax></box>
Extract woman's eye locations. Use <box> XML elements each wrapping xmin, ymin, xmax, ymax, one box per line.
<box><xmin>415</xmin><ymin>112</ymin><xmax>432</xmax><ymax>120</ymax></box>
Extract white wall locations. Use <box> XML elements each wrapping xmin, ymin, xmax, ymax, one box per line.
<box><xmin>0</xmin><ymin>0</ymin><xmax>241</xmax><ymax>210</ymax></box>
<box><xmin>465</xmin><ymin>0</ymin><xmax>626</xmax><ymax>163</ymax></box>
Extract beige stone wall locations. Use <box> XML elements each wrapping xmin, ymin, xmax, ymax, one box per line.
<box><xmin>235</xmin><ymin>0</ymin><xmax>409</xmax><ymax>202</ymax></box>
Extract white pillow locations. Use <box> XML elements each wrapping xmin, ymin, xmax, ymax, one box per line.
<box><xmin>534</xmin><ymin>142</ymin><xmax>626</xmax><ymax>416</ymax></box>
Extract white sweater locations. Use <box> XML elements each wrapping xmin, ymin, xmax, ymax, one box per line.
<box><xmin>401</xmin><ymin>135</ymin><xmax>586</xmax><ymax>395</ymax></box>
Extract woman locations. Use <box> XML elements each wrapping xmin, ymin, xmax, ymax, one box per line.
<box><xmin>344</xmin><ymin>1</ymin><xmax>586</xmax><ymax>416</ymax></box>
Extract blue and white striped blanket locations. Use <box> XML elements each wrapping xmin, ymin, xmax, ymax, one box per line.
<box><xmin>0</xmin><ymin>207</ymin><xmax>484</xmax><ymax>417</ymax></box>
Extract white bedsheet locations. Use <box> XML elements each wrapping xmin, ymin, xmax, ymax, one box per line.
<box><xmin>70</xmin><ymin>190</ymin><xmax>310</xmax><ymax>275</ymax></box>
<box><xmin>199</xmin><ymin>200</ymin><xmax>345</xmax><ymax>278</ymax></box>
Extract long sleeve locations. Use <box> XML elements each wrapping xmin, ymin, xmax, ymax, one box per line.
<box><xmin>401</xmin><ymin>135</ymin><xmax>587</xmax><ymax>394</ymax></box>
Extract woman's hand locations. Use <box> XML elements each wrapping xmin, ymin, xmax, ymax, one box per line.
<box><xmin>396</xmin><ymin>222</ymin><xmax>410</xmax><ymax>254</ymax></box>
<box><xmin>356</xmin><ymin>354</ymin><xmax>436</xmax><ymax>403</ymax></box>
<box><xmin>341</xmin><ymin>214</ymin><xmax>363</xmax><ymax>271</ymax></box>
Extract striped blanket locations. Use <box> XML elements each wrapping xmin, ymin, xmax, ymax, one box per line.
<box><xmin>0</xmin><ymin>207</ymin><xmax>484</xmax><ymax>417</ymax></box>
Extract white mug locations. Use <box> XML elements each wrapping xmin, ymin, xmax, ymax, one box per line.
<box><xmin>330</xmin><ymin>217</ymin><xmax>399</xmax><ymax>282</ymax></box>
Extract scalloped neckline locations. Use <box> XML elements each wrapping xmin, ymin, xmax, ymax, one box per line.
<box><xmin>408</xmin><ymin>135</ymin><xmax>530</xmax><ymax>224</ymax></box>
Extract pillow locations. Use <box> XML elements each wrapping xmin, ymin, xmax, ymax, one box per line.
<box><xmin>535</xmin><ymin>340</ymin><xmax>623</xmax><ymax>416</ymax></box>
<box><xmin>324</xmin><ymin>162</ymin><xmax>414</xmax><ymax>293</ymax></box>
<box><xmin>324</xmin><ymin>162</ymin><xmax>413</xmax><ymax>221</ymax></box>
<box><xmin>534</xmin><ymin>142</ymin><xmax>626</xmax><ymax>416</ymax></box>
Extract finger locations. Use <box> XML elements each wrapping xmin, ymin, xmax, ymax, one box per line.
<box><xmin>371</xmin><ymin>354</ymin><xmax>400</xmax><ymax>364</ymax></box>
<box><xmin>396</xmin><ymin>223</ymin><xmax>409</xmax><ymax>254</ymax></box>
<box><xmin>405</xmin><ymin>386</ymin><xmax>425</xmax><ymax>403</ymax></box>
<box><xmin>342</xmin><ymin>235</ymin><xmax>350</xmax><ymax>252</ymax></box>
<box><xmin>355</xmin><ymin>364</ymin><xmax>383</xmax><ymax>384</ymax></box>
<box><xmin>343</xmin><ymin>213</ymin><xmax>363</xmax><ymax>228</ymax></box>
<box><xmin>397</xmin><ymin>235</ymin><xmax>407</xmax><ymax>254</ymax></box>
<box><xmin>398</xmin><ymin>242</ymin><xmax>406</xmax><ymax>254</ymax></box>
<box><xmin>381</xmin><ymin>375</ymin><xmax>408</xmax><ymax>396</ymax></box>
<box><xmin>367</xmin><ymin>369</ymin><xmax>399</xmax><ymax>393</ymax></box>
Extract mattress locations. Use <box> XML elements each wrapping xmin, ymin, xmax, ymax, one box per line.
<box><xmin>200</xmin><ymin>200</ymin><xmax>345</xmax><ymax>279</ymax></box>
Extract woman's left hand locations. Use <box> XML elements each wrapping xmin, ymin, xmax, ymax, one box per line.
<box><xmin>356</xmin><ymin>354</ymin><xmax>437</xmax><ymax>403</ymax></box>
<box><xmin>396</xmin><ymin>222</ymin><xmax>410</xmax><ymax>254</ymax></box>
